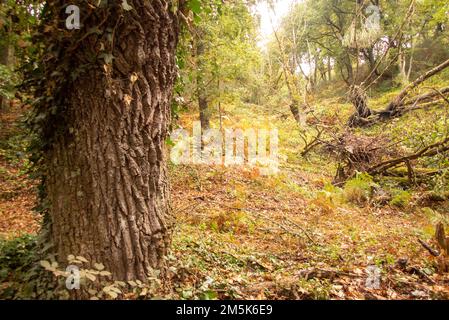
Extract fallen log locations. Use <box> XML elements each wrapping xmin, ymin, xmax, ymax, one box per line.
<box><xmin>403</xmin><ymin>86</ymin><xmax>449</xmax><ymax>106</ymax></box>
<box><xmin>367</xmin><ymin>137</ymin><xmax>449</xmax><ymax>176</ymax></box>
<box><xmin>385</xmin><ymin>58</ymin><xmax>449</xmax><ymax>115</ymax></box>
<box><xmin>385</xmin><ymin>166</ymin><xmax>439</xmax><ymax>177</ymax></box>
<box><xmin>348</xmin><ymin>58</ymin><xmax>449</xmax><ymax>127</ymax></box>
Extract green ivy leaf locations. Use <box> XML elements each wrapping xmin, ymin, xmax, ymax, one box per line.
<box><xmin>187</xmin><ymin>0</ymin><xmax>202</xmax><ymax>14</ymax></box>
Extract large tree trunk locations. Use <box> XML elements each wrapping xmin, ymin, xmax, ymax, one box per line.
<box><xmin>40</xmin><ymin>1</ymin><xmax>179</xmax><ymax>282</ymax></box>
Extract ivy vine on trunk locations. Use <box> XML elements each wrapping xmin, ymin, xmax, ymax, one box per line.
<box><xmin>26</xmin><ymin>0</ymin><xmax>183</xmax><ymax>282</ymax></box>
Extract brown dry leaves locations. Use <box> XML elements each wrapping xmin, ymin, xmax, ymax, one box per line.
<box><xmin>170</xmin><ymin>164</ymin><xmax>449</xmax><ymax>300</ymax></box>
<box><xmin>0</xmin><ymin>104</ymin><xmax>41</xmax><ymax>239</ymax></box>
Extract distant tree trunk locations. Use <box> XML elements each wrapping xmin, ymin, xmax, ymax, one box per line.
<box><xmin>313</xmin><ymin>54</ymin><xmax>318</xmax><ymax>87</ymax></box>
<box><xmin>346</xmin><ymin>59</ymin><xmax>354</xmax><ymax>85</ymax></box>
<box><xmin>327</xmin><ymin>56</ymin><xmax>332</xmax><ymax>81</ymax></box>
<box><xmin>339</xmin><ymin>53</ymin><xmax>354</xmax><ymax>85</ymax></box>
<box><xmin>289</xmin><ymin>103</ymin><xmax>302</xmax><ymax>125</ymax></box>
<box><xmin>0</xmin><ymin>45</ymin><xmax>8</xmax><ymax>110</ymax></box>
<box><xmin>434</xmin><ymin>22</ymin><xmax>444</xmax><ymax>39</ymax></box>
<box><xmin>319</xmin><ymin>66</ymin><xmax>327</xmax><ymax>81</ymax></box>
<box><xmin>397</xmin><ymin>40</ymin><xmax>414</xmax><ymax>85</ymax></box>
<box><xmin>40</xmin><ymin>1</ymin><xmax>180</xmax><ymax>281</ymax></box>
<box><xmin>398</xmin><ymin>50</ymin><xmax>407</xmax><ymax>84</ymax></box>
<box><xmin>199</xmin><ymin>94</ymin><xmax>210</xmax><ymax>130</ymax></box>
<box><xmin>0</xmin><ymin>5</ymin><xmax>13</xmax><ymax>111</ymax></box>
<box><xmin>366</xmin><ymin>49</ymin><xmax>375</xmax><ymax>72</ymax></box>
<box><xmin>195</xmin><ymin>33</ymin><xmax>210</xmax><ymax>131</ymax></box>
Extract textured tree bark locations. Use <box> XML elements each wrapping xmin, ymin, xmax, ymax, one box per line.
<box><xmin>347</xmin><ymin>85</ymin><xmax>373</xmax><ymax>127</ymax></box>
<box><xmin>42</xmin><ymin>1</ymin><xmax>180</xmax><ymax>281</ymax></box>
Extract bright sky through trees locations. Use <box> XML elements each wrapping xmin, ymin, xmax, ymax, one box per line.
<box><xmin>255</xmin><ymin>0</ymin><xmax>298</xmax><ymax>49</ymax></box>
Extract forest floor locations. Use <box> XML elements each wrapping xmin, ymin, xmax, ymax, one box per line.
<box><xmin>1</xmin><ymin>82</ymin><xmax>449</xmax><ymax>299</ymax></box>
<box><xmin>0</xmin><ymin>104</ymin><xmax>40</xmax><ymax>238</ymax></box>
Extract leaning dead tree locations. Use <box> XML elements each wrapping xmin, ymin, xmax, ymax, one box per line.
<box><xmin>348</xmin><ymin>58</ymin><xmax>449</xmax><ymax>127</ymax></box>
<box><xmin>347</xmin><ymin>85</ymin><xmax>372</xmax><ymax>127</ymax></box>
<box><xmin>323</xmin><ymin>132</ymin><xmax>397</xmax><ymax>184</ymax></box>
<box><xmin>323</xmin><ymin>128</ymin><xmax>449</xmax><ymax>184</ymax></box>
<box><xmin>385</xmin><ymin>58</ymin><xmax>449</xmax><ymax>116</ymax></box>
<box><xmin>367</xmin><ymin>136</ymin><xmax>449</xmax><ymax>176</ymax></box>
<box><xmin>403</xmin><ymin>86</ymin><xmax>449</xmax><ymax>107</ymax></box>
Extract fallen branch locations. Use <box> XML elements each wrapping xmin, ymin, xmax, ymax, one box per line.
<box><xmin>350</xmin><ymin>94</ymin><xmax>449</xmax><ymax>127</ymax></box>
<box><xmin>349</xmin><ymin>59</ymin><xmax>449</xmax><ymax>127</ymax></box>
<box><xmin>297</xmin><ymin>268</ymin><xmax>360</xmax><ymax>280</ymax></box>
<box><xmin>367</xmin><ymin>137</ymin><xmax>449</xmax><ymax>176</ymax></box>
<box><xmin>418</xmin><ymin>238</ymin><xmax>439</xmax><ymax>257</ymax></box>
<box><xmin>248</xmin><ymin>210</ymin><xmax>319</xmax><ymax>246</ymax></box>
<box><xmin>207</xmin><ymin>200</ymin><xmax>320</xmax><ymax>246</ymax></box>
<box><xmin>386</xmin><ymin>58</ymin><xmax>449</xmax><ymax>115</ymax></box>
<box><xmin>419</xmin><ymin>223</ymin><xmax>449</xmax><ymax>273</ymax></box>
<box><xmin>404</xmin><ymin>86</ymin><xmax>449</xmax><ymax>106</ymax></box>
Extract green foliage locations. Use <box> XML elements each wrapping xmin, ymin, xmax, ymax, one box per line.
<box><xmin>0</xmin><ymin>234</ymin><xmax>38</xmax><ymax>299</ymax></box>
<box><xmin>0</xmin><ymin>235</ymin><xmax>37</xmax><ymax>282</ymax></box>
<box><xmin>177</xmin><ymin>0</ymin><xmax>262</xmax><ymax>116</ymax></box>
<box><xmin>37</xmin><ymin>254</ymin><xmax>164</xmax><ymax>300</ymax></box>
<box><xmin>0</xmin><ymin>239</ymin><xmax>163</xmax><ymax>300</ymax></box>
<box><xmin>422</xmin><ymin>207</ymin><xmax>449</xmax><ymax>227</ymax></box>
<box><xmin>0</xmin><ymin>64</ymin><xmax>19</xmax><ymax>99</ymax></box>
<box><xmin>296</xmin><ymin>278</ymin><xmax>332</xmax><ymax>300</ymax></box>
<box><xmin>343</xmin><ymin>173</ymin><xmax>377</xmax><ymax>205</ymax></box>
<box><xmin>389</xmin><ymin>190</ymin><xmax>412</xmax><ymax>208</ymax></box>
<box><xmin>0</xmin><ymin>0</ymin><xmax>40</xmax><ymax>57</ymax></box>
<box><xmin>209</xmin><ymin>210</ymin><xmax>254</xmax><ymax>234</ymax></box>
<box><xmin>0</xmin><ymin>0</ymin><xmax>41</xmax><ymax>103</ymax></box>
<box><xmin>0</xmin><ymin>124</ymin><xmax>33</xmax><ymax>171</ymax></box>
<box><xmin>311</xmin><ymin>183</ymin><xmax>344</xmax><ymax>214</ymax></box>
<box><xmin>270</xmin><ymin>0</ymin><xmax>449</xmax><ymax>89</ymax></box>
<box><xmin>187</xmin><ymin>0</ymin><xmax>204</xmax><ymax>17</ymax></box>
<box><xmin>430</xmin><ymin>167</ymin><xmax>449</xmax><ymax>196</ymax></box>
